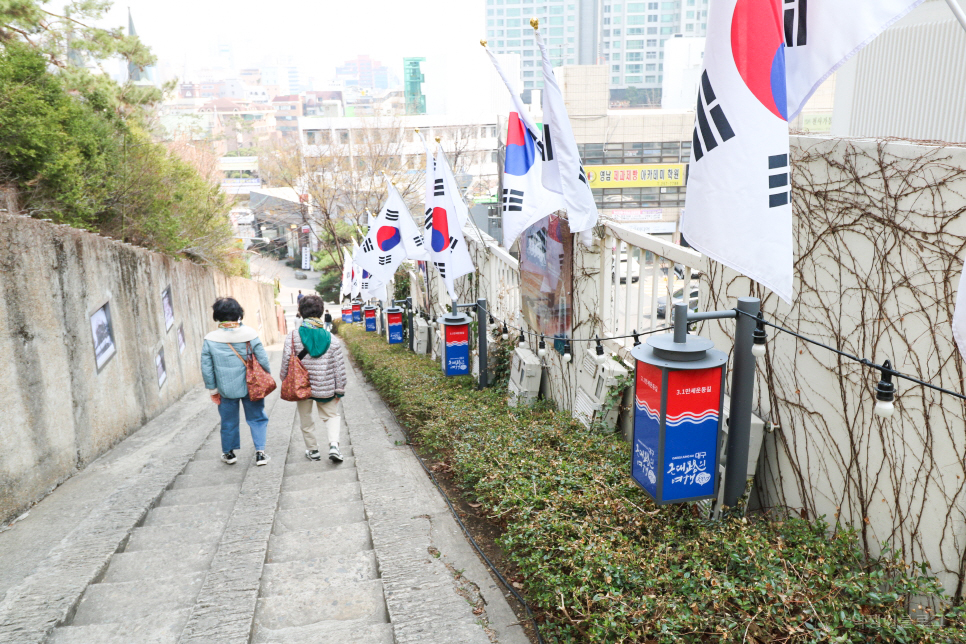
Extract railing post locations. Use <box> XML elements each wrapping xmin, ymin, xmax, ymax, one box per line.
<box><xmin>477</xmin><ymin>298</ymin><xmax>488</xmax><ymax>390</ymax></box>
<box><xmin>406</xmin><ymin>296</ymin><xmax>414</xmax><ymax>352</ymax></box>
<box><xmin>722</xmin><ymin>297</ymin><xmax>760</xmax><ymax>508</ymax></box>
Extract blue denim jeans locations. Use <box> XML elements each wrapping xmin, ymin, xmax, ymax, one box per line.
<box><xmin>218</xmin><ymin>396</ymin><xmax>268</xmax><ymax>453</ymax></box>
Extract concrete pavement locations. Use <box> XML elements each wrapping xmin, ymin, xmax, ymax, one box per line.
<box><xmin>0</xmin><ymin>342</ymin><xmax>529</xmax><ymax>644</ymax></box>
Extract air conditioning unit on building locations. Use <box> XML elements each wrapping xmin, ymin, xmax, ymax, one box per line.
<box><xmin>573</xmin><ymin>348</ymin><xmax>629</xmax><ymax>430</ymax></box>
<box><xmin>431</xmin><ymin>324</ymin><xmax>443</xmax><ymax>361</ymax></box>
<box><xmin>413</xmin><ymin>317</ymin><xmax>431</xmax><ymax>355</ymax></box>
<box><xmin>508</xmin><ymin>346</ymin><xmax>542</xmax><ymax>407</ymax></box>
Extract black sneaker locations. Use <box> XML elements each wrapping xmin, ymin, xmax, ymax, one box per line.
<box><xmin>305</xmin><ymin>449</ymin><xmax>322</xmax><ymax>461</ymax></box>
<box><xmin>328</xmin><ymin>443</ymin><xmax>344</xmax><ymax>463</ymax></box>
<box><xmin>255</xmin><ymin>451</ymin><xmax>270</xmax><ymax>466</ymax></box>
<box><xmin>221</xmin><ymin>450</ymin><xmax>237</xmax><ymax>465</ymax></box>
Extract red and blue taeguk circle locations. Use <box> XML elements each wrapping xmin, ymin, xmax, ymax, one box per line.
<box><xmin>431</xmin><ymin>206</ymin><xmax>449</xmax><ymax>252</ymax></box>
<box><xmin>377</xmin><ymin>225</ymin><xmax>401</xmax><ymax>251</ymax></box>
<box><xmin>504</xmin><ymin>111</ymin><xmax>536</xmax><ymax>176</ymax></box>
<box><xmin>731</xmin><ymin>0</ymin><xmax>787</xmax><ymax>121</ymax></box>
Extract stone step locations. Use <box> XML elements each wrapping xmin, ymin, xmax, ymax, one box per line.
<box><xmin>273</xmin><ymin>503</ymin><xmax>367</xmax><ymax>534</ymax></box>
<box><xmin>259</xmin><ymin>551</ymin><xmax>379</xmax><ymax>597</ymax></box>
<box><xmin>158</xmin><ymin>484</ymin><xmax>240</xmax><ymax>507</ymax></box>
<box><xmin>49</xmin><ymin>609</ymin><xmax>190</xmax><ymax>644</ymax></box>
<box><xmin>284</xmin><ymin>456</ymin><xmax>355</xmax><ymax>476</ymax></box>
<box><xmin>172</xmin><ymin>468</ymin><xmax>247</xmax><ymax>489</ymax></box>
<box><xmin>143</xmin><ymin>500</ymin><xmax>234</xmax><ymax>527</ymax></box>
<box><xmin>253</xmin><ymin>580</ymin><xmax>389</xmax><ymax>631</ymax></box>
<box><xmin>102</xmin><ymin>547</ymin><xmax>216</xmax><ymax>583</ymax></box>
<box><xmin>253</xmin><ymin>619</ymin><xmax>394</xmax><ymax>644</ymax></box>
<box><xmin>267</xmin><ymin>522</ymin><xmax>373</xmax><ymax>563</ymax></box>
<box><xmin>124</xmin><ymin>520</ymin><xmax>227</xmax><ymax>552</ymax></box>
<box><xmin>183</xmin><ymin>458</ymin><xmax>246</xmax><ymax>477</ymax></box>
<box><xmin>278</xmin><ymin>484</ymin><xmax>362</xmax><ymax>511</ymax></box>
<box><xmin>281</xmin><ymin>468</ymin><xmax>358</xmax><ymax>493</ymax></box>
<box><xmin>70</xmin><ymin>573</ymin><xmax>204</xmax><ymax>626</ymax></box>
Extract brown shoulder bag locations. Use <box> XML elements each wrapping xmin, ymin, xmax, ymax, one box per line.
<box><xmin>281</xmin><ymin>331</ymin><xmax>313</xmax><ymax>402</ymax></box>
<box><xmin>228</xmin><ymin>341</ymin><xmax>277</xmax><ymax>402</ymax></box>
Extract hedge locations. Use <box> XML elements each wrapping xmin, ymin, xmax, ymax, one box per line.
<box><xmin>341</xmin><ymin>324</ymin><xmax>965</xmax><ymax>643</ymax></box>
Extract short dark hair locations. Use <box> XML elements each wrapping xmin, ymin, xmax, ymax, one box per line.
<box><xmin>298</xmin><ymin>294</ymin><xmax>325</xmax><ymax>319</ymax></box>
<box><xmin>212</xmin><ymin>297</ymin><xmax>244</xmax><ymax>322</ymax></box>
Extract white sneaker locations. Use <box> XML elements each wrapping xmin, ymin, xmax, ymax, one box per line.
<box><xmin>328</xmin><ymin>443</ymin><xmax>344</xmax><ymax>463</ymax></box>
<box><xmin>305</xmin><ymin>449</ymin><xmax>322</xmax><ymax>461</ymax></box>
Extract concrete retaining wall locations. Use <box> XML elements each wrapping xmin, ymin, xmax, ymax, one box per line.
<box><xmin>0</xmin><ymin>214</ymin><xmax>282</xmax><ymax>524</ymax></box>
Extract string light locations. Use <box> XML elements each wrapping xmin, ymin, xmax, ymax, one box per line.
<box><xmin>537</xmin><ymin>338</ymin><xmax>547</xmax><ymax>358</ymax></box>
<box><xmin>752</xmin><ymin>311</ymin><xmax>767</xmax><ymax>358</ymax></box>
<box><xmin>501</xmin><ymin>323</ymin><xmax>509</xmax><ymax>341</ymax></box>
<box><xmin>595</xmin><ymin>335</ymin><xmax>606</xmax><ymax>364</ymax></box>
<box><xmin>874</xmin><ymin>360</ymin><xmax>896</xmax><ymax>419</ymax></box>
<box><xmin>518</xmin><ymin>328</ymin><xmax>526</xmax><ymax>346</ymax></box>
<box><xmin>562</xmin><ymin>339</ymin><xmax>572</xmax><ymax>363</ymax></box>
<box><xmin>632</xmin><ymin>330</ymin><xmax>641</xmax><ymax>347</ymax></box>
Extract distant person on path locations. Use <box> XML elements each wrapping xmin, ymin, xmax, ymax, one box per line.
<box><xmin>280</xmin><ymin>295</ymin><xmax>347</xmax><ymax>463</ymax></box>
<box><xmin>323</xmin><ymin>309</ymin><xmax>333</xmax><ymax>331</ymax></box>
<box><xmin>201</xmin><ymin>297</ymin><xmax>273</xmax><ymax>466</ymax></box>
<box><xmin>297</xmin><ymin>290</ymin><xmax>304</xmax><ymax>302</ymax></box>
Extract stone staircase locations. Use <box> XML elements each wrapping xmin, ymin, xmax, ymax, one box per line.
<box><xmin>251</xmin><ymin>418</ymin><xmax>392</xmax><ymax>643</ymax></box>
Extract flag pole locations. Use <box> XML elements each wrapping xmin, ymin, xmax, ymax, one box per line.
<box><xmin>944</xmin><ymin>0</ymin><xmax>966</xmax><ymax>33</ymax></box>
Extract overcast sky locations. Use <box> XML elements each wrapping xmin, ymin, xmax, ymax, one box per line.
<box><xmin>102</xmin><ymin>0</ymin><xmax>485</xmax><ymax>83</ymax></box>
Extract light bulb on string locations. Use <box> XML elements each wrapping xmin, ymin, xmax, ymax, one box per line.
<box><xmin>502</xmin><ymin>323</ymin><xmax>509</xmax><ymax>341</ymax></box>
<box><xmin>537</xmin><ymin>338</ymin><xmax>547</xmax><ymax>358</ymax></box>
<box><xmin>752</xmin><ymin>311</ymin><xmax>767</xmax><ymax>359</ymax></box>
<box><xmin>563</xmin><ymin>339</ymin><xmax>572</xmax><ymax>363</ymax></box>
<box><xmin>594</xmin><ymin>335</ymin><xmax>606</xmax><ymax>365</ymax></box>
<box><xmin>874</xmin><ymin>360</ymin><xmax>896</xmax><ymax>419</ymax></box>
<box><xmin>518</xmin><ymin>329</ymin><xmax>526</xmax><ymax>347</ymax></box>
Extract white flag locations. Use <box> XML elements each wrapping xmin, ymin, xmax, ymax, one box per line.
<box><xmin>682</xmin><ymin>0</ymin><xmax>794</xmax><ymax>303</ymax></box>
<box><xmin>534</xmin><ymin>28</ymin><xmax>598</xmax><ymax>245</ymax></box>
<box><xmin>340</xmin><ymin>246</ymin><xmax>353</xmax><ymax>299</ymax></box>
<box><xmin>356</xmin><ymin>183</ymin><xmax>428</xmax><ymax>284</ymax></box>
<box><xmin>424</xmin><ymin>148</ymin><xmax>475</xmax><ymax>301</ymax></box>
<box><xmin>484</xmin><ymin>45</ymin><xmax>564</xmax><ymax>249</ymax></box>
<box><xmin>783</xmin><ymin>0</ymin><xmax>925</xmax><ymax>119</ymax></box>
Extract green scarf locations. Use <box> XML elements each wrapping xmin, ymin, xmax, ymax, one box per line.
<box><xmin>299</xmin><ymin>317</ymin><xmax>331</xmax><ymax>357</ymax></box>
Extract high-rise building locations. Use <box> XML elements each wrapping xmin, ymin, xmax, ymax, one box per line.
<box><xmin>484</xmin><ymin>0</ymin><xmax>709</xmax><ymax>105</ymax></box>
<box><xmin>334</xmin><ymin>55</ymin><xmax>396</xmax><ymax>90</ymax></box>
<box><xmin>403</xmin><ymin>58</ymin><xmax>427</xmax><ymax>115</ymax></box>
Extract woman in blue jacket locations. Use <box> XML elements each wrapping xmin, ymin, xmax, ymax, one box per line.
<box><xmin>201</xmin><ymin>297</ymin><xmax>273</xmax><ymax>465</ymax></box>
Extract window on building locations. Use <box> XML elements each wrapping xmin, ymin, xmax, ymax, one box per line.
<box><xmin>550</xmin><ymin>26</ymin><xmax>564</xmax><ymax>34</ymax></box>
<box><xmin>568</xmin><ymin>47</ymin><xmax>575</xmax><ymax>53</ymax></box>
<box><xmin>549</xmin><ymin>15</ymin><xmax>563</xmax><ymax>23</ymax></box>
<box><xmin>497</xmin><ymin>19</ymin><xmax>504</xmax><ymax>25</ymax></box>
<box><xmin>550</xmin><ymin>4</ymin><xmax>563</xmax><ymax>13</ymax></box>
<box><xmin>626</xmin><ymin>64</ymin><xmax>642</xmax><ymax>73</ymax></box>
<box><xmin>523</xmin><ymin>48</ymin><xmax>533</xmax><ymax>54</ymax></box>
<box><xmin>523</xmin><ymin>70</ymin><xmax>534</xmax><ymax>77</ymax></box>
<box><xmin>603</xmin><ymin>16</ymin><xmax>610</xmax><ymax>24</ymax></box>
<box><xmin>647</xmin><ymin>14</ymin><xmax>657</xmax><ymax>21</ymax></box>
<box><xmin>507</xmin><ymin>7</ymin><xmax>521</xmax><ymax>15</ymax></box>
<box><xmin>522</xmin><ymin>59</ymin><xmax>534</xmax><ymax>66</ymax></box>
<box><xmin>645</xmin><ymin>75</ymin><xmax>656</xmax><ymax>82</ymax></box>
<box><xmin>568</xmin><ymin>25</ymin><xmax>575</xmax><ymax>32</ymax></box>
<box><xmin>686</xmin><ymin>23</ymin><xmax>694</xmax><ymax>31</ymax></box>
<box><xmin>661</xmin><ymin>1</ymin><xmax>676</xmax><ymax>7</ymax></box>
<box><xmin>646</xmin><ymin>51</ymin><xmax>657</xmax><ymax>59</ymax></box>
<box><xmin>627</xmin><ymin>27</ymin><xmax>643</xmax><ymax>34</ymax></box>
<box><xmin>686</xmin><ymin>10</ymin><xmax>694</xmax><ymax>17</ymax></box>
<box><xmin>603</xmin><ymin>53</ymin><xmax>610</xmax><ymax>61</ymax></box>
<box><xmin>524</xmin><ymin>80</ymin><xmax>534</xmax><ymax>87</ymax></box>
<box><xmin>627</xmin><ymin>2</ymin><xmax>645</xmax><ymax>10</ymax></box>
<box><xmin>660</xmin><ymin>26</ymin><xmax>673</xmax><ymax>33</ymax></box>
<box><xmin>487</xmin><ymin>30</ymin><xmax>495</xmax><ymax>37</ymax></box>
<box><xmin>645</xmin><ymin>63</ymin><xmax>656</xmax><ymax>71</ymax></box>
<box><xmin>507</xmin><ymin>18</ymin><xmax>521</xmax><ymax>26</ymax></box>
<box><xmin>568</xmin><ymin>14</ymin><xmax>575</xmax><ymax>20</ymax></box>
<box><xmin>523</xmin><ymin>40</ymin><xmax>533</xmax><ymax>46</ymax></box>
<box><xmin>507</xmin><ymin>29</ymin><xmax>521</xmax><ymax>36</ymax></box>
<box><xmin>603</xmin><ymin>29</ymin><xmax>610</xmax><ymax>36</ymax></box>
<box><xmin>647</xmin><ymin>27</ymin><xmax>657</xmax><ymax>33</ymax></box>
<box><xmin>628</xmin><ymin>15</ymin><xmax>646</xmax><ymax>24</ymax></box>
<box><xmin>612</xmin><ymin>76</ymin><xmax>620</xmax><ymax>84</ymax></box>
<box><xmin>612</xmin><ymin>3</ymin><xmax>623</xmax><ymax>11</ymax></box>
<box><xmin>612</xmin><ymin>52</ymin><xmax>621</xmax><ymax>60</ymax></box>
<box><xmin>603</xmin><ymin>4</ymin><xmax>610</xmax><ymax>10</ymax></box>
<box><xmin>612</xmin><ymin>16</ymin><xmax>622</xmax><ymax>23</ymax></box>
<box><xmin>661</xmin><ymin>14</ymin><xmax>674</xmax><ymax>21</ymax></box>
<box><xmin>626</xmin><ymin>51</ymin><xmax>642</xmax><ymax>60</ymax></box>
<box><xmin>648</xmin><ymin>1</ymin><xmax>658</xmax><ymax>7</ymax></box>
<box><xmin>613</xmin><ymin>29</ymin><xmax>621</xmax><ymax>35</ymax></box>
<box><xmin>566</xmin><ymin>58</ymin><xmax>574</xmax><ymax>63</ymax></box>
<box><xmin>612</xmin><ymin>64</ymin><xmax>621</xmax><ymax>72</ymax></box>
<box><xmin>508</xmin><ymin>39</ymin><xmax>521</xmax><ymax>45</ymax></box>
<box><xmin>625</xmin><ymin>75</ymin><xmax>643</xmax><ymax>83</ymax></box>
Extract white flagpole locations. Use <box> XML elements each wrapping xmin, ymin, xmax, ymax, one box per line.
<box><xmin>945</xmin><ymin>0</ymin><xmax>966</xmax><ymax>32</ymax></box>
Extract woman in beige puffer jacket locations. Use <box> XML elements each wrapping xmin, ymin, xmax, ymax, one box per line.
<box><xmin>280</xmin><ymin>295</ymin><xmax>348</xmax><ymax>462</ymax></box>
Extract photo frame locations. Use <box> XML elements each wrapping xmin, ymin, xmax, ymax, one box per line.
<box><xmin>161</xmin><ymin>286</ymin><xmax>175</xmax><ymax>331</ymax></box>
<box><xmin>89</xmin><ymin>301</ymin><xmax>116</xmax><ymax>372</ymax></box>
<box><xmin>156</xmin><ymin>346</ymin><xmax>167</xmax><ymax>388</ymax></box>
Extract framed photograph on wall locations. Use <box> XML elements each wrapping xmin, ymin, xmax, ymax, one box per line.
<box><xmin>177</xmin><ymin>323</ymin><xmax>186</xmax><ymax>354</ymax></box>
<box><xmin>156</xmin><ymin>346</ymin><xmax>167</xmax><ymax>388</ymax></box>
<box><xmin>161</xmin><ymin>286</ymin><xmax>175</xmax><ymax>331</ymax></box>
<box><xmin>89</xmin><ymin>301</ymin><xmax>116</xmax><ymax>371</ymax></box>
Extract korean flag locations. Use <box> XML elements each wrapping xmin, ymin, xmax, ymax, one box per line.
<box><xmin>356</xmin><ymin>182</ymin><xmax>428</xmax><ymax>285</ymax></box>
<box><xmin>424</xmin><ymin>149</ymin><xmax>475</xmax><ymax>301</ymax></box>
<box><xmin>682</xmin><ymin>0</ymin><xmax>793</xmax><ymax>303</ymax></box>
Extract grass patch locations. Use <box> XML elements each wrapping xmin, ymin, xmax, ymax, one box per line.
<box><xmin>342</xmin><ymin>324</ymin><xmax>965</xmax><ymax>643</ymax></box>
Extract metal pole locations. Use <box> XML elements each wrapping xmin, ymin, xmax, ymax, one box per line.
<box><xmin>672</xmin><ymin>303</ymin><xmax>688</xmax><ymax>343</ymax></box>
<box><xmin>477</xmin><ymin>298</ymin><xmax>488</xmax><ymax>390</ymax></box>
<box><xmin>945</xmin><ymin>0</ymin><xmax>966</xmax><ymax>33</ymax></box>
<box><xmin>406</xmin><ymin>296</ymin><xmax>414</xmax><ymax>352</ymax></box>
<box><xmin>722</xmin><ymin>297</ymin><xmax>760</xmax><ymax>508</ymax></box>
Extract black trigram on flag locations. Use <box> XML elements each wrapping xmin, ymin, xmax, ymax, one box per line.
<box><xmin>784</xmin><ymin>0</ymin><xmax>807</xmax><ymax>47</ymax></box>
<box><xmin>503</xmin><ymin>188</ymin><xmax>523</xmax><ymax>212</ymax></box>
<box><xmin>361</xmin><ymin>238</ymin><xmax>374</xmax><ymax>253</ymax></box>
<box><xmin>378</xmin><ymin>255</ymin><xmax>392</xmax><ymax>266</ymax></box>
<box><xmin>412</xmin><ymin>234</ymin><xmax>424</xmax><ymax>247</ymax></box>
<box><xmin>768</xmin><ymin>154</ymin><xmax>790</xmax><ymax>208</ymax></box>
<box><xmin>692</xmin><ymin>71</ymin><xmax>735</xmax><ymax>162</ymax></box>
<box><xmin>424</xmin><ymin>209</ymin><xmax>433</xmax><ymax>230</ymax></box>
<box><xmin>449</xmin><ymin>237</ymin><xmax>459</xmax><ymax>250</ymax></box>
<box><xmin>434</xmin><ymin>261</ymin><xmax>446</xmax><ymax>278</ymax></box>
<box><xmin>361</xmin><ymin>281</ymin><xmax>370</xmax><ymax>290</ymax></box>
<box><xmin>386</xmin><ymin>208</ymin><xmax>399</xmax><ymax>222</ymax></box>
<box><xmin>434</xmin><ymin>178</ymin><xmax>445</xmax><ymax>197</ymax></box>
<box><xmin>542</xmin><ymin>124</ymin><xmax>554</xmax><ymax>162</ymax></box>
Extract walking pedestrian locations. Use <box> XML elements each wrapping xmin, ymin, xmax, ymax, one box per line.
<box><xmin>201</xmin><ymin>297</ymin><xmax>273</xmax><ymax>466</ymax></box>
<box><xmin>280</xmin><ymin>295</ymin><xmax>347</xmax><ymax>463</ymax></box>
<box><xmin>297</xmin><ymin>290</ymin><xmax>304</xmax><ymax>302</ymax></box>
<box><xmin>323</xmin><ymin>309</ymin><xmax>333</xmax><ymax>331</ymax></box>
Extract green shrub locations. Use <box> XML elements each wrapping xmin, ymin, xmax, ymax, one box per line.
<box><xmin>342</xmin><ymin>324</ymin><xmax>965</xmax><ymax>643</ymax></box>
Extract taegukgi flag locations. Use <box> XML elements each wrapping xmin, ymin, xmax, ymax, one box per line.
<box><xmin>682</xmin><ymin>0</ymin><xmax>794</xmax><ymax>302</ymax></box>
<box><xmin>534</xmin><ymin>26</ymin><xmax>598</xmax><ymax>247</ymax></box>
<box><xmin>483</xmin><ymin>44</ymin><xmax>564</xmax><ymax>250</ymax></box>
<box><xmin>782</xmin><ymin>0</ymin><xmax>925</xmax><ymax>120</ymax></box>
<box><xmin>416</xmin><ymin>130</ymin><xmax>469</xmax><ymax>228</ymax></box>
<box><xmin>340</xmin><ymin>246</ymin><xmax>353</xmax><ymax>299</ymax></box>
<box><xmin>424</xmin><ymin>148</ymin><xmax>475</xmax><ymax>301</ymax></box>
<box><xmin>356</xmin><ymin>182</ymin><xmax>428</xmax><ymax>285</ymax></box>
